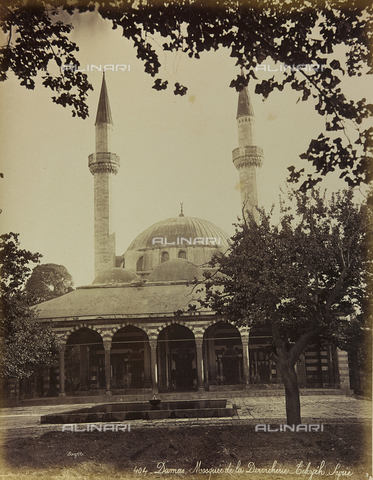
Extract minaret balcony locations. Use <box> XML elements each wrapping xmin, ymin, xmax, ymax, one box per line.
<box><xmin>88</xmin><ymin>153</ymin><xmax>120</xmax><ymax>175</ymax></box>
<box><xmin>232</xmin><ymin>146</ymin><xmax>264</xmax><ymax>170</ymax></box>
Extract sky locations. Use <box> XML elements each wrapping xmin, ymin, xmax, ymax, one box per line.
<box><xmin>0</xmin><ymin>9</ymin><xmax>371</xmax><ymax>288</ymax></box>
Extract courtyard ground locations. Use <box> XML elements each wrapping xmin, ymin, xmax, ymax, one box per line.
<box><xmin>0</xmin><ymin>395</ymin><xmax>371</xmax><ymax>479</ymax></box>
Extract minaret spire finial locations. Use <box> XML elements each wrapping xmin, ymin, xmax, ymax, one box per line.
<box><xmin>95</xmin><ymin>71</ymin><xmax>113</xmax><ymax>126</ymax></box>
<box><xmin>237</xmin><ymin>78</ymin><xmax>255</xmax><ymax>118</ymax></box>
<box><xmin>179</xmin><ymin>203</ymin><xmax>184</xmax><ymax>217</ymax></box>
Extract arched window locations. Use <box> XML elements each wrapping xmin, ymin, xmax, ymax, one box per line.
<box><xmin>178</xmin><ymin>250</ymin><xmax>187</xmax><ymax>259</ymax></box>
<box><xmin>136</xmin><ymin>256</ymin><xmax>144</xmax><ymax>271</ymax></box>
<box><xmin>161</xmin><ymin>251</ymin><xmax>169</xmax><ymax>263</ymax></box>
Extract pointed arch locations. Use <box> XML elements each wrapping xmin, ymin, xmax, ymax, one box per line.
<box><xmin>154</xmin><ymin>318</ymin><xmax>197</xmax><ymax>338</ymax></box>
<box><xmin>111</xmin><ymin>322</ymin><xmax>150</xmax><ymax>340</ymax></box>
<box><xmin>157</xmin><ymin>323</ymin><xmax>197</xmax><ymax>392</ymax></box>
<box><xmin>62</xmin><ymin>323</ymin><xmax>104</xmax><ymax>342</ymax></box>
<box><xmin>111</xmin><ymin>324</ymin><xmax>150</xmax><ymax>390</ymax></box>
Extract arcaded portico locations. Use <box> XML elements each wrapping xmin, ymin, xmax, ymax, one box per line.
<box><xmin>56</xmin><ymin>319</ymin><xmax>250</xmax><ymax>396</ymax></box>
<box><xmin>38</xmin><ymin>273</ymin><xmax>347</xmax><ymax>398</ymax></box>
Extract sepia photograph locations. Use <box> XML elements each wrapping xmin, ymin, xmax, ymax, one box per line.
<box><xmin>0</xmin><ymin>1</ymin><xmax>372</xmax><ymax>478</ymax></box>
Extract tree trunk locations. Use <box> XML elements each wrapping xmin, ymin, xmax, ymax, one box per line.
<box><xmin>276</xmin><ymin>359</ymin><xmax>301</xmax><ymax>425</ymax></box>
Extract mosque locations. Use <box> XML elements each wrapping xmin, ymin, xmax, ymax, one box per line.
<box><xmin>31</xmin><ymin>74</ymin><xmax>350</xmax><ymax>399</ymax></box>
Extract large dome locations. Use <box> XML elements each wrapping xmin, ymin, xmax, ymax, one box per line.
<box><xmin>127</xmin><ymin>216</ymin><xmax>230</xmax><ymax>251</ymax></box>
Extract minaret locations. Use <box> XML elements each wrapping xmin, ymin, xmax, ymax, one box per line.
<box><xmin>88</xmin><ymin>73</ymin><xmax>120</xmax><ymax>279</ymax></box>
<box><xmin>232</xmin><ymin>80</ymin><xmax>263</xmax><ymax>221</ymax></box>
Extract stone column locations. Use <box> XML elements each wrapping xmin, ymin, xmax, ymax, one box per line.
<box><xmin>144</xmin><ymin>341</ymin><xmax>152</xmax><ymax>388</ymax></box>
<box><xmin>195</xmin><ymin>337</ymin><xmax>204</xmax><ymax>391</ymax></box>
<box><xmin>207</xmin><ymin>329</ymin><xmax>217</xmax><ymax>382</ymax></box>
<box><xmin>203</xmin><ymin>336</ymin><xmax>209</xmax><ymax>386</ymax></box>
<box><xmin>337</xmin><ymin>348</ymin><xmax>352</xmax><ymax>393</ymax></box>
<box><xmin>80</xmin><ymin>345</ymin><xmax>88</xmax><ymax>389</ymax></box>
<box><xmin>58</xmin><ymin>344</ymin><xmax>66</xmax><ymax>397</ymax></box>
<box><xmin>240</xmin><ymin>328</ymin><xmax>251</xmax><ymax>388</ymax></box>
<box><xmin>103</xmin><ymin>339</ymin><xmax>112</xmax><ymax>395</ymax></box>
<box><xmin>164</xmin><ymin>328</ymin><xmax>169</xmax><ymax>389</ymax></box>
<box><xmin>150</xmin><ymin>339</ymin><xmax>158</xmax><ymax>394</ymax></box>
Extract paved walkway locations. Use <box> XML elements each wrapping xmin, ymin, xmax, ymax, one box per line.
<box><xmin>0</xmin><ymin>395</ymin><xmax>371</xmax><ymax>439</ymax></box>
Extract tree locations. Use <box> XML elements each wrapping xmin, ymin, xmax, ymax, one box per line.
<box><xmin>0</xmin><ymin>233</ymin><xmax>57</xmax><ymax>379</ymax></box>
<box><xmin>0</xmin><ymin>1</ymin><xmax>372</xmax><ymax>189</ymax></box>
<box><xmin>0</xmin><ymin>0</ymin><xmax>93</xmax><ymax>118</ymax></box>
<box><xmin>26</xmin><ymin>263</ymin><xmax>74</xmax><ymax>305</ymax></box>
<box><xmin>194</xmin><ymin>189</ymin><xmax>371</xmax><ymax>424</ymax></box>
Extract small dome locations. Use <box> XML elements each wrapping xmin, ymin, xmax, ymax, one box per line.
<box><xmin>93</xmin><ymin>268</ymin><xmax>140</xmax><ymax>285</ymax></box>
<box><xmin>147</xmin><ymin>259</ymin><xmax>204</xmax><ymax>283</ymax></box>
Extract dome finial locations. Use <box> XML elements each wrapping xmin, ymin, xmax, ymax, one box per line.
<box><xmin>179</xmin><ymin>202</ymin><xmax>184</xmax><ymax>217</ymax></box>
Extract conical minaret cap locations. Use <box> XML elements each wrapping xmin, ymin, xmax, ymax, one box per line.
<box><xmin>237</xmin><ymin>85</ymin><xmax>255</xmax><ymax>119</ymax></box>
<box><xmin>95</xmin><ymin>72</ymin><xmax>113</xmax><ymax>126</ymax></box>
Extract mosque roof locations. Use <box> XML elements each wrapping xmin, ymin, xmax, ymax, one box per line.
<box><xmin>127</xmin><ymin>216</ymin><xmax>230</xmax><ymax>251</ymax></box>
<box><xmin>35</xmin><ymin>282</ymin><xmax>209</xmax><ymax>321</ymax></box>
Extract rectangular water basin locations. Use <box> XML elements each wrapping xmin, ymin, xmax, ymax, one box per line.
<box><xmin>40</xmin><ymin>399</ymin><xmax>235</xmax><ymax>424</ymax></box>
